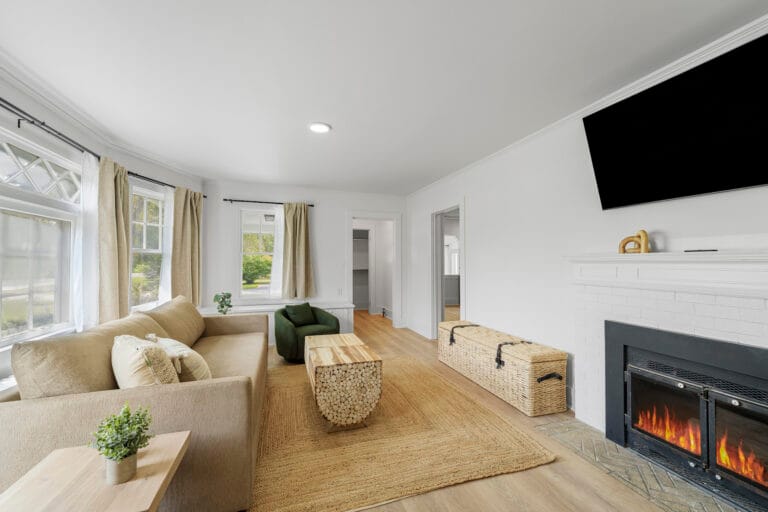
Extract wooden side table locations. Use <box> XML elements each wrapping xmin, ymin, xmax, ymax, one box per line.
<box><xmin>0</xmin><ymin>430</ymin><xmax>190</xmax><ymax>512</ymax></box>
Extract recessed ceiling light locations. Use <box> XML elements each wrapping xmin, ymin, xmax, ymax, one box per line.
<box><xmin>308</xmin><ymin>122</ymin><xmax>332</xmax><ymax>134</ymax></box>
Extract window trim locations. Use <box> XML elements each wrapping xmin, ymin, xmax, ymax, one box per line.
<box><xmin>0</xmin><ymin>128</ymin><xmax>83</xmax><ymax>206</ymax></box>
<box><xmin>0</xmin><ymin>195</ymin><xmax>77</xmax><ymax>348</ymax></box>
<box><xmin>238</xmin><ymin>207</ymin><xmax>279</xmax><ymax>302</ymax></box>
<box><xmin>128</xmin><ymin>185</ymin><xmax>169</xmax><ymax>311</ymax></box>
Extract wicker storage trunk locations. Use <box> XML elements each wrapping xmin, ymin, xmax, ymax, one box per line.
<box><xmin>437</xmin><ymin>321</ymin><xmax>567</xmax><ymax>416</ymax></box>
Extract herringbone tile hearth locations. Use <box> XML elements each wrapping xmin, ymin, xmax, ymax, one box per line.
<box><xmin>536</xmin><ymin>419</ymin><xmax>742</xmax><ymax>512</ymax></box>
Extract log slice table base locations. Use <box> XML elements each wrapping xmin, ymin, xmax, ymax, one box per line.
<box><xmin>305</xmin><ymin>334</ymin><xmax>383</xmax><ymax>429</ymax></box>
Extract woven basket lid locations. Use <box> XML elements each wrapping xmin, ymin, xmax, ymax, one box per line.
<box><xmin>442</xmin><ymin>323</ymin><xmax>567</xmax><ymax>363</ymax></box>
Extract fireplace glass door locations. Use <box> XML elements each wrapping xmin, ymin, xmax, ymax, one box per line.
<box><xmin>629</xmin><ymin>369</ymin><xmax>703</xmax><ymax>456</ymax></box>
<box><xmin>711</xmin><ymin>396</ymin><xmax>768</xmax><ymax>490</ymax></box>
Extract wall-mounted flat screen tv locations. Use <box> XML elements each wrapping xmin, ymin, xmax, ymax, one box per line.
<box><xmin>583</xmin><ymin>33</ymin><xmax>768</xmax><ymax>210</ymax></box>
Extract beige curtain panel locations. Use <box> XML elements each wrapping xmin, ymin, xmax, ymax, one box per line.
<box><xmin>97</xmin><ymin>158</ymin><xmax>130</xmax><ymax>323</ymax></box>
<box><xmin>171</xmin><ymin>187</ymin><xmax>203</xmax><ymax>305</ymax></box>
<box><xmin>282</xmin><ymin>202</ymin><xmax>315</xmax><ymax>299</ymax></box>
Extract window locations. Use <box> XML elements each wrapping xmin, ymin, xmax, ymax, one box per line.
<box><xmin>0</xmin><ymin>136</ymin><xmax>80</xmax><ymax>348</ymax></box>
<box><xmin>130</xmin><ymin>188</ymin><xmax>167</xmax><ymax>308</ymax></box>
<box><xmin>0</xmin><ymin>142</ymin><xmax>81</xmax><ymax>204</ymax></box>
<box><xmin>241</xmin><ymin>210</ymin><xmax>277</xmax><ymax>297</ymax></box>
<box><xmin>0</xmin><ymin>207</ymin><xmax>72</xmax><ymax>346</ymax></box>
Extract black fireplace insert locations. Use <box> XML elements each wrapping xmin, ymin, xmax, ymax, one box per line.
<box><xmin>606</xmin><ymin>322</ymin><xmax>768</xmax><ymax>510</ymax></box>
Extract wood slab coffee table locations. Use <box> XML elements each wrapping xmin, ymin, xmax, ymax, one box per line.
<box><xmin>305</xmin><ymin>333</ymin><xmax>382</xmax><ymax>430</ymax></box>
<box><xmin>0</xmin><ymin>430</ymin><xmax>190</xmax><ymax>512</ymax></box>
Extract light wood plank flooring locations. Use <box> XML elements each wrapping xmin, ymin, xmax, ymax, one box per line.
<box><xmin>444</xmin><ymin>305</ymin><xmax>460</xmax><ymax>321</ymax></box>
<box><xmin>268</xmin><ymin>311</ymin><xmax>662</xmax><ymax>512</ymax></box>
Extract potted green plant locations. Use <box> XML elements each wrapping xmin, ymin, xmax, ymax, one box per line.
<box><xmin>93</xmin><ymin>404</ymin><xmax>153</xmax><ymax>485</ymax></box>
<box><xmin>213</xmin><ymin>292</ymin><xmax>232</xmax><ymax>315</ymax></box>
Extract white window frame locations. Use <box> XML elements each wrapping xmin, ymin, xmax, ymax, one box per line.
<box><xmin>238</xmin><ymin>207</ymin><xmax>279</xmax><ymax>302</ymax></box>
<box><xmin>0</xmin><ymin>195</ymin><xmax>77</xmax><ymax>348</ymax></box>
<box><xmin>129</xmin><ymin>184</ymin><xmax>169</xmax><ymax>311</ymax></box>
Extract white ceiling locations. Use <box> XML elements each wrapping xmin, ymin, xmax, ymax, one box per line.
<box><xmin>0</xmin><ymin>1</ymin><xmax>766</xmax><ymax>194</ymax></box>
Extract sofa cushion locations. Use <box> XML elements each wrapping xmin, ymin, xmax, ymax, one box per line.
<box><xmin>194</xmin><ymin>333</ymin><xmax>266</xmax><ymax>383</ymax></box>
<box><xmin>112</xmin><ymin>335</ymin><xmax>180</xmax><ymax>388</ymax></box>
<box><xmin>295</xmin><ymin>323</ymin><xmax>338</xmax><ymax>339</ymax></box>
<box><xmin>11</xmin><ymin>313</ymin><xmax>167</xmax><ymax>399</ymax></box>
<box><xmin>149</xmin><ymin>335</ymin><xmax>212</xmax><ymax>382</ymax></box>
<box><xmin>284</xmin><ymin>302</ymin><xmax>316</xmax><ymax>327</ymax></box>
<box><xmin>141</xmin><ymin>296</ymin><xmax>205</xmax><ymax>347</ymax></box>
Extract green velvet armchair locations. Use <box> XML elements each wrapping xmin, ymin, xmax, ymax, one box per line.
<box><xmin>274</xmin><ymin>305</ymin><xmax>340</xmax><ymax>362</ymax></box>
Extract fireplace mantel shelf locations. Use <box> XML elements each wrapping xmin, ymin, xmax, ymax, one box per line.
<box><xmin>571</xmin><ymin>251</ymin><xmax>768</xmax><ymax>298</ymax></box>
<box><xmin>570</xmin><ymin>251</ymin><xmax>768</xmax><ymax>264</ymax></box>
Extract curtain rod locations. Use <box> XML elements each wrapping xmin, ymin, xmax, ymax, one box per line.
<box><xmin>223</xmin><ymin>198</ymin><xmax>315</xmax><ymax>207</ymax></box>
<box><xmin>128</xmin><ymin>171</ymin><xmax>207</xmax><ymax>198</ymax></box>
<box><xmin>0</xmin><ymin>96</ymin><xmax>205</xmax><ymax>197</ymax></box>
<box><xmin>0</xmin><ymin>96</ymin><xmax>102</xmax><ymax>159</ymax></box>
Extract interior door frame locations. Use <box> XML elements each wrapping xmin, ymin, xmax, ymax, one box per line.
<box><xmin>345</xmin><ymin>210</ymin><xmax>404</xmax><ymax>327</ymax></box>
<box><xmin>430</xmin><ymin>202</ymin><xmax>464</xmax><ymax>339</ymax></box>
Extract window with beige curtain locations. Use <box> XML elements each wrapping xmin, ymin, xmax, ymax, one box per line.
<box><xmin>97</xmin><ymin>158</ymin><xmax>130</xmax><ymax>322</ymax></box>
<box><xmin>171</xmin><ymin>187</ymin><xmax>202</xmax><ymax>305</ymax></box>
<box><xmin>282</xmin><ymin>202</ymin><xmax>314</xmax><ymax>299</ymax></box>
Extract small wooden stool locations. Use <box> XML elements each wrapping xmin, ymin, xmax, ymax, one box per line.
<box><xmin>305</xmin><ymin>333</ymin><xmax>382</xmax><ymax>431</ymax></box>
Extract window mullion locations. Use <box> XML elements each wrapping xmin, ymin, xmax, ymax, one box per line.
<box><xmin>44</xmin><ymin>160</ymin><xmax>69</xmax><ymax>200</ymax></box>
<box><xmin>142</xmin><ymin>198</ymin><xmax>147</xmax><ymax>250</ymax></box>
<box><xmin>27</xmin><ymin>219</ymin><xmax>36</xmax><ymax>331</ymax></box>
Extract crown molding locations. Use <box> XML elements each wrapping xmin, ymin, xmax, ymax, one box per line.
<box><xmin>0</xmin><ymin>45</ymin><xmax>202</xmax><ymax>182</ymax></box>
<box><xmin>408</xmin><ymin>13</ymin><xmax>768</xmax><ymax>199</ymax></box>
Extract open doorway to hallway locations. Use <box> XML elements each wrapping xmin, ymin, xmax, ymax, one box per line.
<box><xmin>432</xmin><ymin>206</ymin><xmax>461</xmax><ymax>333</ymax></box>
<box><xmin>352</xmin><ymin>218</ymin><xmax>395</xmax><ymax>319</ymax></box>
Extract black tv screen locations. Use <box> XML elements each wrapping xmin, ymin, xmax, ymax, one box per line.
<box><xmin>583</xmin><ymin>33</ymin><xmax>768</xmax><ymax>210</ymax></box>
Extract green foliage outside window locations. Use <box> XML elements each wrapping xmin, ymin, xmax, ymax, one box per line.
<box><xmin>242</xmin><ymin>254</ymin><xmax>272</xmax><ymax>284</ymax></box>
<box><xmin>131</xmin><ymin>253</ymin><xmax>162</xmax><ymax>305</ymax></box>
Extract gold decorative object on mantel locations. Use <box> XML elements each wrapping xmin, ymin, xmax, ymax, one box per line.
<box><xmin>619</xmin><ymin>229</ymin><xmax>650</xmax><ymax>254</ymax></box>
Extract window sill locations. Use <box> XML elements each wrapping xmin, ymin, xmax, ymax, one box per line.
<box><xmin>131</xmin><ymin>301</ymin><xmax>162</xmax><ymax>313</ymax></box>
<box><xmin>198</xmin><ymin>301</ymin><xmax>355</xmax><ymax>315</ymax></box>
<box><xmin>0</xmin><ymin>374</ymin><xmax>17</xmax><ymax>393</ymax></box>
<box><xmin>0</xmin><ymin>324</ymin><xmax>75</xmax><ymax>350</ymax></box>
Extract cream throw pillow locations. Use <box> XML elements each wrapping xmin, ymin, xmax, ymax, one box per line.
<box><xmin>112</xmin><ymin>335</ymin><xmax>180</xmax><ymax>388</ymax></box>
<box><xmin>147</xmin><ymin>334</ymin><xmax>212</xmax><ymax>382</ymax></box>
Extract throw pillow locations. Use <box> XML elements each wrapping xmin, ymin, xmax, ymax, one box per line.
<box><xmin>112</xmin><ymin>335</ymin><xmax>180</xmax><ymax>389</ymax></box>
<box><xmin>140</xmin><ymin>296</ymin><xmax>205</xmax><ymax>347</ymax></box>
<box><xmin>285</xmin><ymin>302</ymin><xmax>316</xmax><ymax>327</ymax></box>
<box><xmin>146</xmin><ymin>334</ymin><xmax>212</xmax><ymax>382</ymax></box>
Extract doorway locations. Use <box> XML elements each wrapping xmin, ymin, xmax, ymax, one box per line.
<box><xmin>351</xmin><ymin>218</ymin><xmax>395</xmax><ymax>319</ymax></box>
<box><xmin>432</xmin><ymin>206</ymin><xmax>461</xmax><ymax>334</ymax></box>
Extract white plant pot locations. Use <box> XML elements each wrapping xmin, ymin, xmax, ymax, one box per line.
<box><xmin>105</xmin><ymin>453</ymin><xmax>137</xmax><ymax>485</ymax></box>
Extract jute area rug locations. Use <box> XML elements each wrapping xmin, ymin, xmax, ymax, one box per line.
<box><xmin>252</xmin><ymin>357</ymin><xmax>555</xmax><ymax>512</ymax></box>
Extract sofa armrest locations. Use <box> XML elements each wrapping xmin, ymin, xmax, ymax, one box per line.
<box><xmin>202</xmin><ymin>313</ymin><xmax>268</xmax><ymax>337</ymax></box>
<box><xmin>313</xmin><ymin>307</ymin><xmax>340</xmax><ymax>331</ymax></box>
<box><xmin>0</xmin><ymin>377</ymin><xmax>253</xmax><ymax>512</ymax></box>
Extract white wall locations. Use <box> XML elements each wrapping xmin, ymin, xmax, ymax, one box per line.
<box><xmin>443</xmin><ymin>216</ymin><xmax>459</xmax><ymax>238</ymax></box>
<box><xmin>0</xmin><ymin>75</ymin><xmax>202</xmax><ymax>192</ymax></box>
<box><xmin>406</xmin><ymin>115</ymin><xmax>768</xmax><ymax>423</ymax></box>
<box><xmin>352</xmin><ymin>218</ymin><xmax>394</xmax><ymax>315</ymax></box>
<box><xmin>0</xmin><ymin>73</ymin><xmax>203</xmax><ymax>379</ymax></box>
<box><xmin>202</xmin><ymin>180</ymin><xmax>404</xmax><ymax>312</ymax></box>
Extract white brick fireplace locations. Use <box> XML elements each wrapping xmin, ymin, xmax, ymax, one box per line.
<box><xmin>572</xmin><ymin>252</ymin><xmax>768</xmax><ymax>431</ymax></box>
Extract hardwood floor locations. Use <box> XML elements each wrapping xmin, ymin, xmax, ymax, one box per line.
<box><xmin>268</xmin><ymin>311</ymin><xmax>662</xmax><ymax>512</ymax></box>
<box><xmin>443</xmin><ymin>305</ymin><xmax>460</xmax><ymax>321</ymax></box>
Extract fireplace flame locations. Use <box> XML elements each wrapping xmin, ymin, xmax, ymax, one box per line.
<box><xmin>634</xmin><ymin>404</ymin><xmax>701</xmax><ymax>455</ymax></box>
<box><xmin>717</xmin><ymin>430</ymin><xmax>768</xmax><ymax>487</ymax></box>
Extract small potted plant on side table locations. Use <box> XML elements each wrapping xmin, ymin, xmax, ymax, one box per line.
<box><xmin>93</xmin><ymin>404</ymin><xmax>153</xmax><ymax>485</ymax></box>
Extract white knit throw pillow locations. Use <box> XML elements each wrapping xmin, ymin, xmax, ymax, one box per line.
<box><xmin>112</xmin><ymin>335</ymin><xmax>180</xmax><ymax>388</ymax></box>
<box><xmin>146</xmin><ymin>334</ymin><xmax>212</xmax><ymax>382</ymax></box>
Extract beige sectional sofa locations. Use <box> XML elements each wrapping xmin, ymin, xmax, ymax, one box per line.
<box><xmin>0</xmin><ymin>297</ymin><xmax>268</xmax><ymax>512</ymax></box>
